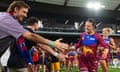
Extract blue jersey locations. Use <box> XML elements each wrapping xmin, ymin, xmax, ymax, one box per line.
<box><xmin>82</xmin><ymin>34</ymin><xmax>97</xmax><ymax>46</ymax></box>
<box><xmin>75</xmin><ymin>32</ymin><xmax>108</xmax><ymax>55</ymax></box>
<box><xmin>77</xmin><ymin>51</ymin><xmax>80</xmax><ymax>55</ymax></box>
<box><xmin>68</xmin><ymin>51</ymin><xmax>75</xmax><ymax>56</ymax></box>
<box><xmin>104</xmin><ymin>36</ymin><xmax>110</xmax><ymax>44</ymax></box>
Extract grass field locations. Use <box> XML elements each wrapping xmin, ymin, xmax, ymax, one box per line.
<box><xmin>39</xmin><ymin>65</ymin><xmax>120</xmax><ymax>72</ymax></box>
<box><xmin>60</xmin><ymin>66</ymin><xmax>120</xmax><ymax>72</ymax></box>
<box><xmin>40</xmin><ymin>67</ymin><xmax>120</xmax><ymax>72</ymax></box>
<box><xmin>98</xmin><ymin>67</ymin><xmax>120</xmax><ymax>72</ymax></box>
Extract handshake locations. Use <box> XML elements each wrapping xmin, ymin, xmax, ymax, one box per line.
<box><xmin>38</xmin><ymin>38</ymin><xmax>74</xmax><ymax>62</ymax></box>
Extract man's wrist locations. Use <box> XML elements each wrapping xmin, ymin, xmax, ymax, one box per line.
<box><xmin>54</xmin><ymin>52</ymin><xmax>59</xmax><ymax>57</ymax></box>
<box><xmin>28</xmin><ymin>62</ymin><xmax>32</xmax><ymax>65</ymax></box>
<box><xmin>48</xmin><ymin>40</ymin><xmax>55</xmax><ymax>47</ymax></box>
<box><xmin>71</xmin><ymin>46</ymin><xmax>75</xmax><ymax>49</ymax></box>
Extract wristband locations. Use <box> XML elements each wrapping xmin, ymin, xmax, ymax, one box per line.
<box><xmin>48</xmin><ymin>40</ymin><xmax>55</xmax><ymax>47</ymax></box>
<box><xmin>54</xmin><ymin>52</ymin><xmax>59</xmax><ymax>57</ymax></box>
<box><xmin>28</xmin><ymin>62</ymin><xmax>32</xmax><ymax>65</ymax></box>
<box><xmin>71</xmin><ymin>46</ymin><xmax>75</xmax><ymax>49</ymax></box>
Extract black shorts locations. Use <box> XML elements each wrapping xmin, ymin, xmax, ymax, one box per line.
<box><xmin>33</xmin><ymin>61</ymin><xmax>39</xmax><ymax>65</ymax></box>
<box><xmin>39</xmin><ymin>57</ymin><xmax>47</xmax><ymax>65</ymax></box>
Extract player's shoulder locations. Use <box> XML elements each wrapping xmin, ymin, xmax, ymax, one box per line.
<box><xmin>94</xmin><ymin>32</ymin><xmax>102</xmax><ymax>39</ymax></box>
<box><xmin>94</xmin><ymin>32</ymin><xmax>101</xmax><ymax>36</ymax></box>
<box><xmin>81</xmin><ymin>32</ymin><xmax>86</xmax><ymax>35</ymax></box>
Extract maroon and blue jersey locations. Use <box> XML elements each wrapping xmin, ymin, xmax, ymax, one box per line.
<box><xmin>68</xmin><ymin>51</ymin><xmax>75</xmax><ymax>62</ymax></box>
<box><xmin>74</xmin><ymin>32</ymin><xmax>108</xmax><ymax>72</ymax></box>
<box><xmin>98</xmin><ymin>36</ymin><xmax>111</xmax><ymax>61</ymax></box>
<box><xmin>104</xmin><ymin>37</ymin><xmax>111</xmax><ymax>61</ymax></box>
<box><xmin>16</xmin><ymin>36</ymin><xmax>33</xmax><ymax>64</ymax></box>
<box><xmin>117</xmin><ymin>52</ymin><xmax>120</xmax><ymax>59</ymax></box>
<box><xmin>75</xmin><ymin>32</ymin><xmax>108</xmax><ymax>55</ymax></box>
<box><xmin>104</xmin><ymin>37</ymin><xmax>110</xmax><ymax>44</ymax></box>
<box><xmin>77</xmin><ymin>51</ymin><xmax>80</xmax><ymax>55</ymax></box>
<box><xmin>68</xmin><ymin>51</ymin><xmax>75</xmax><ymax>56</ymax></box>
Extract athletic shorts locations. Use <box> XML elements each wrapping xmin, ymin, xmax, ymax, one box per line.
<box><xmin>78</xmin><ymin>53</ymin><xmax>98</xmax><ymax>72</ymax></box>
<box><xmin>51</xmin><ymin>62</ymin><xmax>60</xmax><ymax>71</ymax></box>
<box><xmin>68</xmin><ymin>56</ymin><xmax>75</xmax><ymax>62</ymax></box>
<box><xmin>39</xmin><ymin>57</ymin><xmax>47</xmax><ymax>65</ymax></box>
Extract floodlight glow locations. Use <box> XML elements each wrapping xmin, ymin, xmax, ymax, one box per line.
<box><xmin>87</xmin><ymin>3</ymin><xmax>93</xmax><ymax>8</ymax></box>
<box><xmin>86</xmin><ymin>2</ymin><xmax>105</xmax><ymax>10</ymax></box>
<box><xmin>94</xmin><ymin>2</ymin><xmax>101</xmax><ymax>10</ymax></box>
<box><xmin>101</xmin><ymin>5</ymin><xmax>105</xmax><ymax>8</ymax></box>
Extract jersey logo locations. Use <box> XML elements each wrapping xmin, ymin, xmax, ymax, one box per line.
<box><xmin>89</xmin><ymin>37</ymin><xmax>96</xmax><ymax>40</ymax></box>
<box><xmin>82</xmin><ymin>46</ymin><xmax>93</xmax><ymax>55</ymax></box>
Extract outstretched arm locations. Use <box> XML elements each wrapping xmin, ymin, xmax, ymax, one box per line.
<box><xmin>37</xmin><ymin>43</ymin><xmax>66</xmax><ymax>61</ymax></box>
<box><xmin>22</xmin><ymin>32</ymin><xmax>69</xmax><ymax>51</ymax></box>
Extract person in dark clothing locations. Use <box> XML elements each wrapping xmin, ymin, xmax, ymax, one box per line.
<box><xmin>0</xmin><ymin>1</ymin><xmax>68</xmax><ymax>68</ymax></box>
<box><xmin>50</xmin><ymin>48</ymin><xmax>60</xmax><ymax>72</ymax></box>
<box><xmin>7</xmin><ymin>16</ymin><xmax>67</xmax><ymax>72</ymax></box>
<box><xmin>7</xmin><ymin>17</ymin><xmax>40</xmax><ymax>72</ymax></box>
<box><xmin>24</xmin><ymin>17</ymin><xmax>67</xmax><ymax>72</ymax></box>
<box><xmin>51</xmin><ymin>55</ymin><xmax>60</xmax><ymax>72</ymax></box>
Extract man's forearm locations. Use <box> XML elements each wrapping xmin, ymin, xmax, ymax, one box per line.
<box><xmin>23</xmin><ymin>32</ymin><xmax>50</xmax><ymax>45</ymax></box>
<box><xmin>22</xmin><ymin>31</ymin><xmax>68</xmax><ymax>50</ymax></box>
<box><xmin>37</xmin><ymin>44</ymin><xmax>58</xmax><ymax>57</ymax></box>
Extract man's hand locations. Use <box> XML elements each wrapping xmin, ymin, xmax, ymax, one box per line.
<box><xmin>57</xmin><ymin>53</ymin><xmax>66</xmax><ymax>62</ymax></box>
<box><xmin>55</xmin><ymin>38</ymin><xmax>63</xmax><ymax>42</ymax></box>
<box><xmin>54</xmin><ymin>38</ymin><xmax>69</xmax><ymax>52</ymax></box>
<box><xmin>38</xmin><ymin>43</ymin><xmax>67</xmax><ymax>61</ymax></box>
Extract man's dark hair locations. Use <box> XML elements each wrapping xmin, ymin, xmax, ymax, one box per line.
<box><xmin>86</xmin><ymin>18</ymin><xmax>96</xmax><ymax>28</ymax></box>
<box><xmin>7</xmin><ymin>1</ymin><xmax>30</xmax><ymax>12</ymax></box>
<box><xmin>26</xmin><ymin>17</ymin><xmax>39</xmax><ymax>25</ymax></box>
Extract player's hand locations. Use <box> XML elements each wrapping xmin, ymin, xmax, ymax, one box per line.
<box><xmin>57</xmin><ymin>53</ymin><xmax>66</xmax><ymax>61</ymax></box>
<box><xmin>54</xmin><ymin>38</ymin><xmax>69</xmax><ymax>52</ymax></box>
<box><xmin>102</xmin><ymin>51</ymin><xmax>107</xmax><ymax>59</ymax></box>
<box><xmin>98</xmin><ymin>47</ymin><xmax>104</xmax><ymax>51</ymax></box>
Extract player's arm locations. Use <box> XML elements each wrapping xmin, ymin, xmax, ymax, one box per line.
<box><xmin>69</xmin><ymin>34</ymin><xmax>83</xmax><ymax>51</ymax></box>
<box><xmin>97</xmin><ymin>34</ymin><xmax>109</xmax><ymax>58</ymax></box>
<box><xmin>109</xmin><ymin>38</ymin><xmax>116</xmax><ymax>49</ymax></box>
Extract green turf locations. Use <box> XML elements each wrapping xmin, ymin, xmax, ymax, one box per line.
<box><xmin>98</xmin><ymin>67</ymin><xmax>120</xmax><ymax>72</ymax></box>
<box><xmin>60</xmin><ymin>66</ymin><xmax>120</xmax><ymax>72</ymax></box>
<box><xmin>39</xmin><ymin>66</ymin><xmax>120</xmax><ymax>72</ymax></box>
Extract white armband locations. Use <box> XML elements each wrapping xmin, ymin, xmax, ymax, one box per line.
<box><xmin>28</xmin><ymin>62</ymin><xmax>32</xmax><ymax>65</ymax></box>
<box><xmin>54</xmin><ymin>52</ymin><xmax>59</xmax><ymax>57</ymax></box>
<box><xmin>71</xmin><ymin>46</ymin><xmax>76</xmax><ymax>49</ymax></box>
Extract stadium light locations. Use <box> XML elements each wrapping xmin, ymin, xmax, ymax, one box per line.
<box><xmin>38</xmin><ymin>20</ymin><xmax>43</xmax><ymax>28</ymax></box>
<box><xmin>86</xmin><ymin>2</ymin><xmax>105</xmax><ymax>10</ymax></box>
<box><xmin>74</xmin><ymin>22</ymin><xmax>79</xmax><ymax>30</ymax></box>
